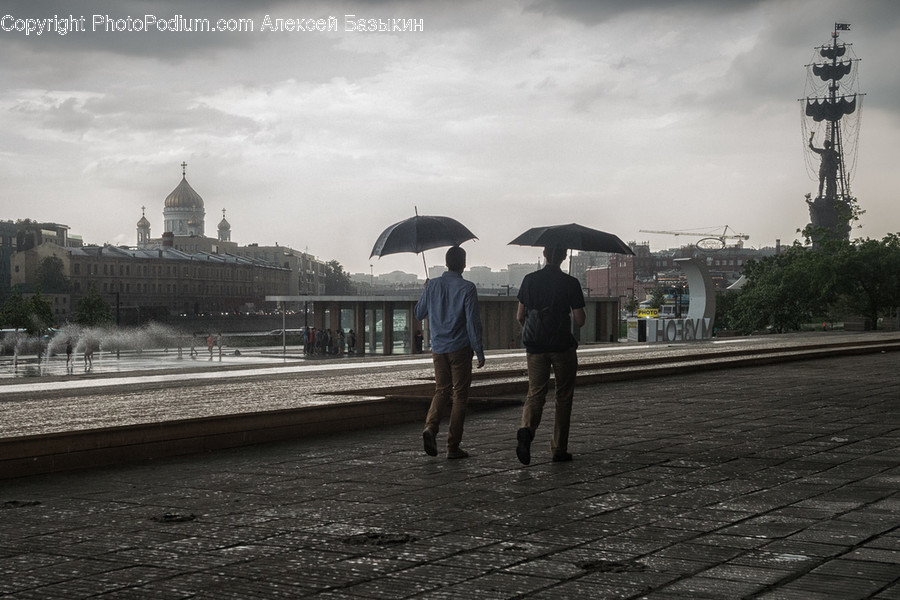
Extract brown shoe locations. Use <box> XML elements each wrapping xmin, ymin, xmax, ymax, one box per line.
<box><xmin>446</xmin><ymin>448</ymin><xmax>469</xmax><ymax>459</ymax></box>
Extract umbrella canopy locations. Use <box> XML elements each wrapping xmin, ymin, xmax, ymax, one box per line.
<box><xmin>508</xmin><ymin>223</ymin><xmax>634</xmax><ymax>255</ymax></box>
<box><xmin>370</xmin><ymin>214</ymin><xmax>477</xmax><ymax>259</ymax></box>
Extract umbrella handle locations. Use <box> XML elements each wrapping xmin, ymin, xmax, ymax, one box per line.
<box><xmin>415</xmin><ymin>206</ymin><xmax>426</xmax><ymax>276</ymax></box>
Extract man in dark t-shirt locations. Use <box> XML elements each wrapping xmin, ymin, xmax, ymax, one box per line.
<box><xmin>515</xmin><ymin>246</ymin><xmax>586</xmax><ymax>465</ymax></box>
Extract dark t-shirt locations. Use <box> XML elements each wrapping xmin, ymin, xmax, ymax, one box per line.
<box><xmin>517</xmin><ymin>265</ymin><xmax>586</xmax><ymax>353</ymax></box>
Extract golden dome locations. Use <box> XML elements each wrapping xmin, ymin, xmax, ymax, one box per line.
<box><xmin>164</xmin><ymin>176</ymin><xmax>204</xmax><ymax>210</ymax></box>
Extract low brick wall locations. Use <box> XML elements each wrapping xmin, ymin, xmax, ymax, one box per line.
<box><xmin>0</xmin><ymin>397</ymin><xmax>517</xmax><ymax>480</ymax></box>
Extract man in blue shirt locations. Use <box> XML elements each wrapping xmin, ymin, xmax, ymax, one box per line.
<box><xmin>415</xmin><ymin>246</ymin><xmax>485</xmax><ymax>459</ymax></box>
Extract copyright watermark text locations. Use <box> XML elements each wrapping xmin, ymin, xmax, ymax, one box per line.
<box><xmin>1</xmin><ymin>14</ymin><xmax>424</xmax><ymax>36</ymax></box>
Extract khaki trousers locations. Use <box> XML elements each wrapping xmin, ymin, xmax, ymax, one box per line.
<box><xmin>424</xmin><ymin>347</ymin><xmax>473</xmax><ymax>450</ymax></box>
<box><xmin>521</xmin><ymin>346</ymin><xmax>578</xmax><ymax>454</ymax></box>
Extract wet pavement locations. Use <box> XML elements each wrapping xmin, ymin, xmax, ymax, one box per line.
<box><xmin>4</xmin><ymin>332</ymin><xmax>898</xmax><ymax>438</ymax></box>
<box><xmin>1</xmin><ymin>333</ymin><xmax>899</xmax><ymax>598</ymax></box>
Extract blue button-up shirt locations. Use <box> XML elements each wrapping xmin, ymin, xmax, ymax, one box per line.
<box><xmin>414</xmin><ymin>271</ymin><xmax>485</xmax><ymax>361</ymax></box>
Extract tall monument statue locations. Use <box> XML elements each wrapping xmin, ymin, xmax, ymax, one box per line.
<box><xmin>801</xmin><ymin>23</ymin><xmax>864</xmax><ymax>246</ymax></box>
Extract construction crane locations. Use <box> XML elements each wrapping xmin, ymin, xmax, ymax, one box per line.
<box><xmin>638</xmin><ymin>225</ymin><xmax>749</xmax><ymax>248</ymax></box>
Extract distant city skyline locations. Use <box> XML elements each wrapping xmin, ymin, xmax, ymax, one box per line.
<box><xmin>2</xmin><ymin>1</ymin><xmax>898</xmax><ymax>275</ymax></box>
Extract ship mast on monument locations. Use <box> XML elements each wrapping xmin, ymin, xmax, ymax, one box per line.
<box><xmin>801</xmin><ymin>22</ymin><xmax>864</xmax><ymax>246</ymax></box>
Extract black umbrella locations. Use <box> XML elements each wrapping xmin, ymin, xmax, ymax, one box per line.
<box><xmin>370</xmin><ymin>210</ymin><xmax>478</xmax><ymax>274</ymax></box>
<box><xmin>508</xmin><ymin>223</ymin><xmax>634</xmax><ymax>255</ymax></box>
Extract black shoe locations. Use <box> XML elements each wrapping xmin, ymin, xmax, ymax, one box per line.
<box><xmin>516</xmin><ymin>427</ymin><xmax>533</xmax><ymax>465</ymax></box>
<box><xmin>552</xmin><ymin>451</ymin><xmax>573</xmax><ymax>462</ymax></box>
<box><xmin>447</xmin><ymin>448</ymin><xmax>469</xmax><ymax>459</ymax></box>
<box><xmin>423</xmin><ymin>429</ymin><xmax>437</xmax><ymax>456</ymax></box>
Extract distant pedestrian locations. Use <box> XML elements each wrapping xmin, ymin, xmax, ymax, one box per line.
<box><xmin>347</xmin><ymin>329</ymin><xmax>356</xmax><ymax>354</ymax></box>
<box><xmin>515</xmin><ymin>246</ymin><xmax>585</xmax><ymax>465</ymax></box>
<box><xmin>65</xmin><ymin>340</ymin><xmax>73</xmax><ymax>369</ymax></box>
<box><xmin>414</xmin><ymin>330</ymin><xmax>424</xmax><ymax>354</ymax></box>
<box><xmin>83</xmin><ymin>339</ymin><xmax>96</xmax><ymax>370</ymax></box>
<box><xmin>415</xmin><ymin>246</ymin><xmax>485</xmax><ymax>460</ymax></box>
<box><xmin>305</xmin><ymin>327</ymin><xmax>314</xmax><ymax>355</ymax></box>
<box><xmin>207</xmin><ymin>334</ymin><xmax>214</xmax><ymax>360</ymax></box>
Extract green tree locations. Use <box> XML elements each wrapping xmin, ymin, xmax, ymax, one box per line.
<box><xmin>0</xmin><ymin>289</ymin><xmax>54</xmax><ymax>334</ymax></box>
<box><xmin>829</xmin><ymin>234</ymin><xmax>900</xmax><ymax>329</ymax></box>
<box><xmin>713</xmin><ymin>291</ymin><xmax>740</xmax><ymax>331</ymax></box>
<box><xmin>28</xmin><ymin>289</ymin><xmax>55</xmax><ymax>334</ymax></box>
<box><xmin>35</xmin><ymin>256</ymin><xmax>70</xmax><ymax>293</ymax></box>
<box><xmin>74</xmin><ymin>285</ymin><xmax>113</xmax><ymax>326</ymax></box>
<box><xmin>0</xmin><ymin>290</ymin><xmax>31</xmax><ymax>331</ymax></box>
<box><xmin>323</xmin><ymin>260</ymin><xmax>354</xmax><ymax>295</ymax></box>
<box><xmin>623</xmin><ymin>295</ymin><xmax>639</xmax><ymax>316</ymax></box>
<box><xmin>728</xmin><ymin>235</ymin><xmax>900</xmax><ymax>333</ymax></box>
<box><xmin>730</xmin><ymin>244</ymin><xmax>829</xmax><ymax>334</ymax></box>
<box><xmin>648</xmin><ymin>286</ymin><xmax>666</xmax><ymax>310</ymax></box>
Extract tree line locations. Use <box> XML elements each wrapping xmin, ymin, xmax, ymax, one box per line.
<box><xmin>716</xmin><ymin>234</ymin><xmax>900</xmax><ymax>333</ymax></box>
<box><xmin>1</xmin><ymin>286</ymin><xmax>113</xmax><ymax>335</ymax></box>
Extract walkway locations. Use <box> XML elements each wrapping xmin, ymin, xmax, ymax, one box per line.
<box><xmin>2</xmin><ymin>337</ymin><xmax>898</xmax><ymax>598</ymax></box>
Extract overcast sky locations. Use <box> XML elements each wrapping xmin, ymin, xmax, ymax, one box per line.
<box><xmin>2</xmin><ymin>0</ymin><xmax>898</xmax><ymax>276</ymax></box>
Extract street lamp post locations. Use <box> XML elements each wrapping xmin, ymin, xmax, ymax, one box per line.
<box><xmin>115</xmin><ymin>291</ymin><xmax>120</xmax><ymax>359</ymax></box>
<box><xmin>281</xmin><ymin>300</ymin><xmax>286</xmax><ymax>358</ymax></box>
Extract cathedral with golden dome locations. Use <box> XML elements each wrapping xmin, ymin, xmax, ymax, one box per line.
<box><xmin>137</xmin><ymin>162</ymin><xmax>236</xmax><ymax>255</ymax></box>
<box><xmin>163</xmin><ymin>162</ymin><xmax>205</xmax><ymax>236</ymax></box>
<box><xmin>8</xmin><ymin>162</ymin><xmax>326</xmax><ymax>323</ymax></box>
<box><xmin>133</xmin><ymin>161</ymin><xmax>325</xmax><ymax>296</ymax></box>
